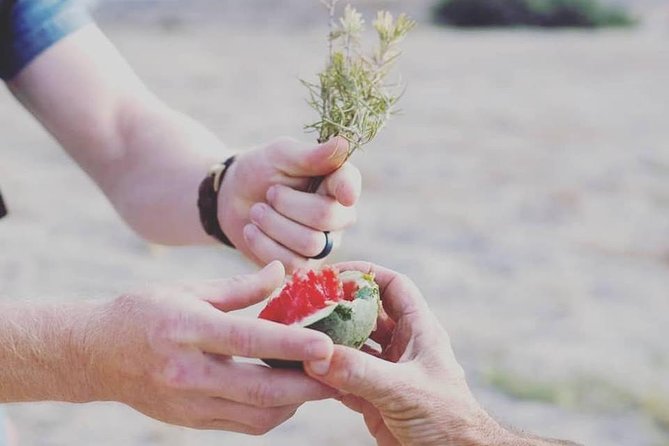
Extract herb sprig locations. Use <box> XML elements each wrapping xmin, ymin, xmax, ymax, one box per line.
<box><xmin>302</xmin><ymin>1</ymin><xmax>415</xmax><ymax>158</ymax></box>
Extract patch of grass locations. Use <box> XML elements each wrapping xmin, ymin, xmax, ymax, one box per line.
<box><xmin>643</xmin><ymin>396</ymin><xmax>669</xmax><ymax>434</ymax></box>
<box><xmin>432</xmin><ymin>0</ymin><xmax>636</xmax><ymax>28</ymax></box>
<box><xmin>484</xmin><ymin>368</ymin><xmax>669</xmax><ymax>435</ymax></box>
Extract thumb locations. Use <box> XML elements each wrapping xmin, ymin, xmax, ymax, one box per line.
<box><xmin>205</xmin><ymin>260</ymin><xmax>285</xmax><ymax>312</ymax></box>
<box><xmin>305</xmin><ymin>345</ymin><xmax>402</xmax><ymax>405</ymax></box>
<box><xmin>275</xmin><ymin>136</ymin><xmax>350</xmax><ymax>177</ymax></box>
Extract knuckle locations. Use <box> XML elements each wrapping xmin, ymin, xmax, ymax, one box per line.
<box><xmin>251</xmin><ymin>410</ymin><xmax>283</xmax><ymax>434</ymax></box>
<box><xmin>313</xmin><ymin>205</ymin><xmax>335</xmax><ymax>228</ymax></box>
<box><xmin>266</xmin><ymin>137</ymin><xmax>298</xmax><ymax>161</ymax></box>
<box><xmin>286</xmin><ymin>256</ymin><xmax>307</xmax><ymax>274</ymax></box>
<box><xmin>333</xmin><ymin>354</ymin><xmax>365</xmax><ymax>387</ymax></box>
<box><xmin>156</xmin><ymin>359</ymin><xmax>191</xmax><ymax>390</ymax></box>
<box><xmin>247</xmin><ymin>380</ymin><xmax>282</xmax><ymax>408</ymax></box>
<box><xmin>150</xmin><ymin>314</ymin><xmax>180</xmax><ymax>344</ymax></box>
<box><xmin>228</xmin><ymin>325</ymin><xmax>256</xmax><ymax>357</ymax></box>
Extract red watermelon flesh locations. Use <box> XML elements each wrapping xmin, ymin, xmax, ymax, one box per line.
<box><xmin>259</xmin><ymin>267</ymin><xmax>358</xmax><ymax>325</ymax></box>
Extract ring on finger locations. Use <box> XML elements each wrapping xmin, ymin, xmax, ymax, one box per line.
<box><xmin>310</xmin><ymin>231</ymin><xmax>334</xmax><ymax>260</ymax></box>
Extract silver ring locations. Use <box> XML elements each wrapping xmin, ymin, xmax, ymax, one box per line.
<box><xmin>311</xmin><ymin>231</ymin><xmax>333</xmax><ymax>260</ymax></box>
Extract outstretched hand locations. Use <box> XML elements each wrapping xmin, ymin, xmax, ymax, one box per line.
<box><xmin>303</xmin><ymin>262</ymin><xmax>484</xmax><ymax>446</ymax></box>
<box><xmin>85</xmin><ymin>262</ymin><xmax>337</xmax><ymax>434</ymax></box>
<box><xmin>303</xmin><ymin>262</ymin><xmax>578</xmax><ymax>446</ymax></box>
<box><xmin>219</xmin><ymin>137</ymin><xmax>361</xmax><ymax>271</ymax></box>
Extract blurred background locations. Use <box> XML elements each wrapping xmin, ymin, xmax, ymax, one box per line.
<box><xmin>0</xmin><ymin>0</ymin><xmax>668</xmax><ymax>445</ymax></box>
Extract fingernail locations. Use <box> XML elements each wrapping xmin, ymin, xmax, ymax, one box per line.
<box><xmin>265</xmin><ymin>260</ymin><xmax>283</xmax><ymax>271</ymax></box>
<box><xmin>249</xmin><ymin>203</ymin><xmax>266</xmax><ymax>224</ymax></box>
<box><xmin>266</xmin><ymin>186</ymin><xmax>277</xmax><ymax>203</ymax></box>
<box><xmin>308</xmin><ymin>358</ymin><xmax>331</xmax><ymax>376</ymax></box>
<box><xmin>243</xmin><ymin>223</ymin><xmax>258</xmax><ymax>240</ymax></box>
<box><xmin>261</xmin><ymin>260</ymin><xmax>283</xmax><ymax>276</ymax></box>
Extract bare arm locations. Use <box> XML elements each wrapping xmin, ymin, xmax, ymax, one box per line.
<box><xmin>7</xmin><ymin>24</ymin><xmax>361</xmax><ymax>271</ymax></box>
<box><xmin>0</xmin><ymin>264</ymin><xmax>337</xmax><ymax>433</ymax></box>
<box><xmin>0</xmin><ymin>301</ymin><xmax>98</xmax><ymax>403</ymax></box>
<box><xmin>304</xmin><ymin>262</ymin><xmax>580</xmax><ymax>446</ymax></box>
<box><xmin>8</xmin><ymin>24</ymin><xmax>225</xmax><ymax>245</ymax></box>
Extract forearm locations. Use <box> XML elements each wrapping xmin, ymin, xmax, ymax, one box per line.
<box><xmin>103</xmin><ymin>100</ymin><xmax>230</xmax><ymax>245</ymax></box>
<box><xmin>463</xmin><ymin>414</ymin><xmax>581</xmax><ymax>446</ymax></box>
<box><xmin>0</xmin><ymin>301</ymin><xmax>100</xmax><ymax>403</ymax></box>
<box><xmin>9</xmin><ymin>24</ymin><xmax>231</xmax><ymax>245</ymax></box>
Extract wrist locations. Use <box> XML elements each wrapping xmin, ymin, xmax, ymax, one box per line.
<box><xmin>66</xmin><ymin>300</ymin><xmax>110</xmax><ymax>403</ymax></box>
<box><xmin>215</xmin><ymin>156</ymin><xmax>241</xmax><ymax>247</ymax></box>
<box><xmin>0</xmin><ymin>301</ymin><xmax>103</xmax><ymax>403</ymax></box>
<box><xmin>457</xmin><ymin>410</ymin><xmax>533</xmax><ymax>446</ymax></box>
<box><xmin>79</xmin><ymin>294</ymin><xmax>142</xmax><ymax>404</ymax></box>
<box><xmin>470</xmin><ymin>414</ymin><xmax>510</xmax><ymax>445</ymax></box>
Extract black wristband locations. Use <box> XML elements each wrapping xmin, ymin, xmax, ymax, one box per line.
<box><xmin>197</xmin><ymin>156</ymin><xmax>236</xmax><ymax>248</ymax></box>
<box><xmin>0</xmin><ymin>189</ymin><xmax>7</xmax><ymax>219</ymax></box>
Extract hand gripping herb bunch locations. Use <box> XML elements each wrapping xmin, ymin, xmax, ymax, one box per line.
<box><xmin>303</xmin><ymin>1</ymin><xmax>415</xmax><ymax>192</ymax></box>
<box><xmin>258</xmin><ymin>4</ymin><xmax>414</xmax><ymax>368</ymax></box>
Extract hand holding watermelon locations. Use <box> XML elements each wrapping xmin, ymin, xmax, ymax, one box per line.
<box><xmin>302</xmin><ymin>263</ymin><xmax>501</xmax><ymax>445</ymax></box>
<box><xmin>82</xmin><ymin>262</ymin><xmax>337</xmax><ymax>433</ymax></box>
<box><xmin>292</xmin><ymin>262</ymin><xmax>576</xmax><ymax>446</ymax></box>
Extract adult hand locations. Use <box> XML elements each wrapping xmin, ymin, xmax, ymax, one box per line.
<box><xmin>84</xmin><ymin>262</ymin><xmax>336</xmax><ymax>434</ymax></box>
<box><xmin>219</xmin><ymin>137</ymin><xmax>361</xmax><ymax>271</ymax></box>
<box><xmin>304</xmin><ymin>262</ymin><xmax>577</xmax><ymax>446</ymax></box>
<box><xmin>8</xmin><ymin>24</ymin><xmax>360</xmax><ymax>261</ymax></box>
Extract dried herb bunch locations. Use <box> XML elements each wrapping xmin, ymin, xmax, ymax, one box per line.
<box><xmin>302</xmin><ymin>1</ymin><xmax>415</xmax><ymax>157</ymax></box>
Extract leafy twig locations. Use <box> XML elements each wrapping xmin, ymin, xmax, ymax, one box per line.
<box><xmin>303</xmin><ymin>3</ymin><xmax>415</xmax><ymax>159</ymax></box>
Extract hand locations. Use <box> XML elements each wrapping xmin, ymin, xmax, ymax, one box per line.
<box><xmin>219</xmin><ymin>137</ymin><xmax>361</xmax><ymax>271</ymax></box>
<box><xmin>304</xmin><ymin>262</ymin><xmax>572</xmax><ymax>446</ymax></box>
<box><xmin>84</xmin><ymin>262</ymin><xmax>337</xmax><ymax>434</ymax></box>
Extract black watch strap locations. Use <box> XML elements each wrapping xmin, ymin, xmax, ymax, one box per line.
<box><xmin>0</xmin><ymin>189</ymin><xmax>7</xmax><ymax>219</ymax></box>
<box><xmin>197</xmin><ymin>156</ymin><xmax>236</xmax><ymax>248</ymax></box>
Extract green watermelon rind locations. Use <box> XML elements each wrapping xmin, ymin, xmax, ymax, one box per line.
<box><xmin>262</xmin><ymin>271</ymin><xmax>380</xmax><ymax>369</ymax></box>
<box><xmin>306</xmin><ymin>282</ymin><xmax>380</xmax><ymax>349</ymax></box>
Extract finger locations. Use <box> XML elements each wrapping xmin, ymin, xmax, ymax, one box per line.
<box><xmin>201</xmin><ymin>361</ymin><xmax>338</xmax><ymax>407</ymax></box>
<box><xmin>198</xmin><ymin>419</ymin><xmax>256</xmax><ymax>433</ymax></box>
<box><xmin>270</xmin><ymin>136</ymin><xmax>350</xmax><ymax>177</ymax></box>
<box><xmin>362</xmin><ymin>407</ymin><xmax>393</xmax><ymax>443</ymax></box>
<box><xmin>193</xmin><ymin>313</ymin><xmax>334</xmax><ymax>361</ymax></box>
<box><xmin>304</xmin><ymin>345</ymin><xmax>405</xmax><ymax>405</ymax></box>
<box><xmin>267</xmin><ymin>184</ymin><xmax>356</xmax><ymax>232</ymax></box>
<box><xmin>201</xmin><ymin>398</ymin><xmax>299</xmax><ymax>434</ymax></box>
<box><xmin>339</xmin><ymin>394</ymin><xmax>367</xmax><ymax>414</ymax></box>
<box><xmin>249</xmin><ymin>202</ymin><xmax>343</xmax><ymax>258</ymax></box>
<box><xmin>364</xmin><ymin>414</ymin><xmax>398</xmax><ymax>446</ymax></box>
<box><xmin>204</xmin><ymin>261</ymin><xmax>285</xmax><ymax>312</ymax></box>
<box><xmin>332</xmin><ymin>261</ymin><xmax>430</xmax><ymax>322</ymax></box>
<box><xmin>318</xmin><ymin>162</ymin><xmax>362</xmax><ymax>207</ymax></box>
<box><xmin>340</xmin><ymin>396</ymin><xmax>397</xmax><ymax>445</ymax></box>
<box><xmin>243</xmin><ymin>223</ymin><xmax>318</xmax><ymax>272</ymax></box>
<box><xmin>360</xmin><ymin>344</ymin><xmax>383</xmax><ymax>358</ymax></box>
<box><xmin>369</xmin><ymin>310</ymin><xmax>395</xmax><ymax>346</ymax></box>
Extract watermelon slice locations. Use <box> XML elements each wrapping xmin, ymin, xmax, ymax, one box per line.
<box><xmin>258</xmin><ymin>266</ymin><xmax>380</xmax><ymax>368</ymax></box>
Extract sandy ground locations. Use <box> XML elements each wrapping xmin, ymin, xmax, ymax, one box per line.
<box><xmin>1</xmin><ymin>1</ymin><xmax>669</xmax><ymax>445</ymax></box>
